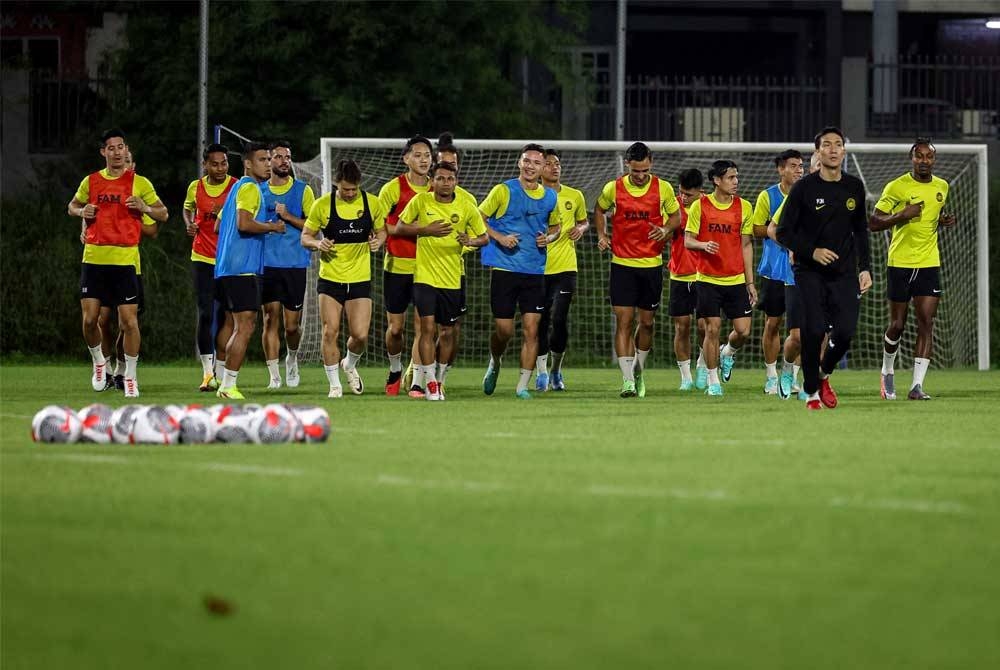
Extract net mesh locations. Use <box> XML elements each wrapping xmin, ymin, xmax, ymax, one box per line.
<box><xmin>293</xmin><ymin>140</ymin><xmax>983</xmax><ymax>371</ymax></box>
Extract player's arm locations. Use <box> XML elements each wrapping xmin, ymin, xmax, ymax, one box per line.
<box><xmin>661</xmin><ymin>183</ymin><xmax>683</xmax><ymax>233</ymax></box>
<box><xmin>276</xmin><ymin>185</ymin><xmax>315</xmax><ymax>231</ymax></box>
<box><xmin>538</xmin><ymin>207</ymin><xmax>561</xmax><ymax>247</ymax></box>
<box><xmin>594</xmin><ymin>181</ymin><xmax>616</xmax><ymax>251</ymax></box>
<box><xmin>238</xmin><ymin>207</ymin><xmax>283</xmax><ymax>234</ymax></box>
<box><xmin>869</xmin><ymin>182</ymin><xmax>920</xmax><ymax>231</ymax></box>
<box><xmin>68</xmin><ymin>176</ymin><xmax>96</xmax><ymax>219</ymax></box>
<box><xmin>480</xmin><ymin>185</ymin><xmax>519</xmax><ymax>248</ymax></box>
<box><xmin>458</xmin><ymin>208</ymin><xmax>489</xmax><ymax>248</ymax></box>
<box><xmin>750</xmin><ymin>190</ymin><xmax>770</xmax><ymax>239</ymax></box>
<box><xmin>567</xmin><ymin>191</ymin><xmax>590</xmax><ymax>241</ymax></box>
<box><xmin>938</xmin><ymin>186</ymin><xmax>957</xmax><ymax>227</ymax></box>
<box><xmin>742</xmin><ymin>233</ymin><xmax>758</xmax><ymax>304</ymax></box>
<box><xmin>368</xmin><ymin>195</ymin><xmax>388</xmax><ymax>251</ymax></box>
<box><xmin>852</xmin><ymin>183</ymin><xmax>873</xmax><ymax>292</ymax></box>
<box><xmin>301</xmin><ymin>199</ymin><xmax>333</xmax><ymax>253</ymax></box>
<box><xmin>774</xmin><ymin>183</ymin><xmax>813</xmax><ymax>260</ymax></box>
<box><xmin>683</xmin><ymin>201</ymin><xmax>717</xmax><ymax>253</ymax></box>
<box><xmin>378</xmin><ymin>179</ymin><xmax>402</xmax><ymax>235</ymax></box>
<box><xmin>182</xmin><ymin>181</ymin><xmax>198</xmax><ymax>235</ymax></box>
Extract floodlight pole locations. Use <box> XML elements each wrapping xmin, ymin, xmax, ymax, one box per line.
<box><xmin>197</xmin><ymin>0</ymin><xmax>209</xmax><ymax>173</ymax></box>
<box><xmin>615</xmin><ymin>0</ymin><xmax>626</xmax><ymax>141</ymax></box>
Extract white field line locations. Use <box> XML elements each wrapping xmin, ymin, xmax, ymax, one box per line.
<box><xmin>35</xmin><ymin>453</ymin><xmax>131</xmax><ymax>464</ymax></box>
<box><xmin>29</xmin><ymin>452</ymin><xmax>302</xmax><ymax>477</ymax></box>
<box><xmin>198</xmin><ymin>463</ymin><xmax>303</xmax><ymax>477</ymax></box>
<box><xmin>588</xmin><ymin>484</ymin><xmax>729</xmax><ymax>501</ymax></box>
<box><xmin>376</xmin><ymin>474</ymin><xmax>507</xmax><ymax>492</ymax></box>
<box><xmin>829</xmin><ymin>497</ymin><xmax>972</xmax><ymax>515</ymax></box>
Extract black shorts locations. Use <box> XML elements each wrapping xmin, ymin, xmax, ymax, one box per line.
<box><xmin>135</xmin><ymin>275</ymin><xmax>145</xmax><ymax>316</ymax></box>
<box><xmin>414</xmin><ymin>283</ymin><xmax>463</xmax><ymax>325</ymax></box>
<box><xmin>696</xmin><ymin>281</ymin><xmax>753</xmax><ymax>320</ymax></box>
<box><xmin>490</xmin><ymin>270</ymin><xmax>545</xmax><ymax>319</ymax></box>
<box><xmin>459</xmin><ymin>276</ymin><xmax>468</xmax><ymax>315</ymax></box>
<box><xmin>261</xmin><ymin>266</ymin><xmax>307</xmax><ymax>311</ymax></box>
<box><xmin>667</xmin><ymin>279</ymin><xmax>697</xmax><ymax>317</ymax></box>
<box><xmin>757</xmin><ymin>277</ymin><xmax>786</xmax><ymax>317</ymax></box>
<box><xmin>609</xmin><ymin>263</ymin><xmax>663</xmax><ymax>311</ymax></box>
<box><xmin>216</xmin><ymin>275</ymin><xmax>262</xmax><ymax>313</ymax></box>
<box><xmin>383</xmin><ymin>270</ymin><xmax>414</xmax><ymax>314</ymax></box>
<box><xmin>544</xmin><ymin>271</ymin><xmax>578</xmax><ymax>301</ymax></box>
<box><xmin>318</xmin><ymin>278</ymin><xmax>371</xmax><ymax>305</ymax></box>
<box><xmin>79</xmin><ymin>263</ymin><xmax>140</xmax><ymax>308</ymax></box>
<box><xmin>886</xmin><ymin>266</ymin><xmax>942</xmax><ymax>303</ymax></box>
<box><xmin>785</xmin><ymin>283</ymin><xmax>803</xmax><ymax>331</ymax></box>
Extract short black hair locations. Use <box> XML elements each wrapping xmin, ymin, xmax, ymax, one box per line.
<box><xmin>678</xmin><ymin>168</ymin><xmax>704</xmax><ymax>190</ymax></box>
<box><xmin>625</xmin><ymin>142</ymin><xmax>651</xmax><ymax>162</ymax></box>
<box><xmin>100</xmin><ymin>127</ymin><xmax>126</xmax><ymax>147</ymax></box>
<box><xmin>430</xmin><ymin>160</ymin><xmax>458</xmax><ymax>176</ymax></box>
<box><xmin>334</xmin><ymin>158</ymin><xmax>362</xmax><ymax>184</ymax></box>
<box><xmin>909</xmin><ymin>137</ymin><xmax>936</xmax><ymax>157</ymax></box>
<box><xmin>404</xmin><ymin>135</ymin><xmax>432</xmax><ymax>154</ymax></box>
<box><xmin>242</xmin><ymin>141</ymin><xmax>270</xmax><ymax>160</ymax></box>
<box><xmin>435</xmin><ymin>132</ymin><xmax>460</xmax><ymax>164</ymax></box>
<box><xmin>270</xmin><ymin>139</ymin><xmax>292</xmax><ymax>152</ymax></box>
<box><xmin>708</xmin><ymin>160</ymin><xmax>738</xmax><ymax>182</ymax></box>
<box><xmin>813</xmin><ymin>126</ymin><xmax>845</xmax><ymax>148</ymax></box>
<box><xmin>775</xmin><ymin>149</ymin><xmax>803</xmax><ymax>167</ymax></box>
<box><xmin>203</xmin><ymin>143</ymin><xmax>228</xmax><ymax>160</ymax></box>
<box><xmin>521</xmin><ymin>143</ymin><xmax>545</xmax><ymax>156</ymax></box>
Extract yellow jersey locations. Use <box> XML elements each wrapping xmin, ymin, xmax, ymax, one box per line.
<box><xmin>400</xmin><ymin>192</ymin><xmax>486</xmax><ymax>290</ymax></box>
<box><xmin>875</xmin><ymin>173</ymin><xmax>949</xmax><ymax>268</ymax></box>
<box><xmin>544</xmin><ymin>184</ymin><xmax>588</xmax><ymax>275</ymax></box>
<box><xmin>304</xmin><ymin>192</ymin><xmax>386</xmax><ymax>283</ymax></box>
<box><xmin>74</xmin><ymin>169</ymin><xmax>159</xmax><ymax>266</ymax></box>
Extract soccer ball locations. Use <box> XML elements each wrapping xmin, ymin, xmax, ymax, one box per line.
<box><xmin>289</xmin><ymin>405</ymin><xmax>330</xmax><ymax>443</ymax></box>
<box><xmin>213</xmin><ymin>404</ymin><xmax>258</xmax><ymax>443</ymax></box>
<box><xmin>178</xmin><ymin>406</ymin><xmax>216</xmax><ymax>444</ymax></box>
<box><xmin>163</xmin><ymin>404</ymin><xmax>187</xmax><ymax>422</ymax></box>
<box><xmin>77</xmin><ymin>403</ymin><xmax>113</xmax><ymax>443</ymax></box>
<box><xmin>31</xmin><ymin>405</ymin><xmax>83</xmax><ymax>443</ymax></box>
<box><xmin>250</xmin><ymin>404</ymin><xmax>302</xmax><ymax>444</ymax></box>
<box><xmin>110</xmin><ymin>405</ymin><xmax>144</xmax><ymax>444</ymax></box>
<box><xmin>131</xmin><ymin>405</ymin><xmax>181</xmax><ymax>445</ymax></box>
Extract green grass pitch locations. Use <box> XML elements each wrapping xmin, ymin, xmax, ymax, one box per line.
<box><xmin>2</xmin><ymin>363</ymin><xmax>999</xmax><ymax>669</ymax></box>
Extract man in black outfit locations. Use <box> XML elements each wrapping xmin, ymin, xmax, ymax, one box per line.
<box><xmin>776</xmin><ymin>127</ymin><xmax>872</xmax><ymax>410</ymax></box>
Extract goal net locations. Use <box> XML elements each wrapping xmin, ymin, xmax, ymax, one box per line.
<box><xmin>294</xmin><ymin>139</ymin><xmax>989</xmax><ymax>371</ymax></box>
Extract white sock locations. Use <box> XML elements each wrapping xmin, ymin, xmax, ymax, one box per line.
<box><xmin>721</xmin><ymin>342</ymin><xmax>738</xmax><ymax>357</ymax></box>
<box><xmin>199</xmin><ymin>354</ymin><xmax>213</xmax><ymax>375</ymax></box>
<box><xmin>324</xmin><ymin>363</ymin><xmax>341</xmax><ymax>388</ymax></box>
<box><xmin>116</xmin><ymin>359</ymin><xmax>126</xmax><ymax>376</ymax></box>
<box><xmin>708</xmin><ymin>368</ymin><xmax>720</xmax><ymax>386</ymax></box>
<box><xmin>88</xmin><ymin>344</ymin><xmax>105</xmax><ymax>366</ymax></box>
<box><xmin>215</xmin><ymin>358</ymin><xmax>226</xmax><ymax>381</ymax></box>
<box><xmin>124</xmin><ymin>354</ymin><xmax>138</xmax><ymax>380</ymax></box>
<box><xmin>266</xmin><ymin>358</ymin><xmax>280</xmax><ymax>381</ymax></box>
<box><xmin>793</xmin><ymin>364</ymin><xmax>801</xmax><ymax>381</ymax></box>
<box><xmin>438</xmin><ymin>363</ymin><xmax>451</xmax><ymax>385</ymax></box>
<box><xmin>882</xmin><ymin>335</ymin><xmax>900</xmax><ymax>375</ymax></box>
<box><xmin>422</xmin><ymin>363</ymin><xmax>437</xmax><ymax>384</ymax></box>
<box><xmin>618</xmin><ymin>356</ymin><xmax>635</xmax><ymax>382</ymax></box>
<box><xmin>286</xmin><ymin>348</ymin><xmax>299</xmax><ymax>366</ymax></box>
<box><xmin>765</xmin><ymin>362</ymin><xmax>777</xmax><ymax>377</ymax></box>
<box><xmin>550</xmin><ymin>351</ymin><xmax>564</xmax><ymax>373</ymax></box>
<box><xmin>221</xmin><ymin>368</ymin><xmax>238</xmax><ymax>391</ymax></box>
<box><xmin>809</xmin><ymin>391</ymin><xmax>820</xmax><ymax>401</ymax></box>
<box><xmin>635</xmin><ymin>348</ymin><xmax>650</xmax><ymax>373</ymax></box>
<box><xmin>820</xmin><ymin>370</ymin><xmax>830</xmax><ymax>380</ymax></box>
<box><xmin>412</xmin><ymin>364</ymin><xmax>426</xmax><ymax>388</ymax></box>
<box><xmin>516</xmin><ymin>368</ymin><xmax>532</xmax><ymax>393</ymax></box>
<box><xmin>677</xmin><ymin>359</ymin><xmax>692</xmax><ymax>383</ymax></box>
<box><xmin>388</xmin><ymin>352</ymin><xmax>402</xmax><ymax>373</ymax></box>
<box><xmin>536</xmin><ymin>354</ymin><xmax>548</xmax><ymax>376</ymax></box>
<box><xmin>345</xmin><ymin>350</ymin><xmax>362</xmax><ymax>370</ymax></box>
<box><xmin>782</xmin><ymin>358</ymin><xmax>795</xmax><ymax>375</ymax></box>
<box><xmin>489</xmin><ymin>353</ymin><xmax>501</xmax><ymax>369</ymax></box>
<box><xmin>912</xmin><ymin>357</ymin><xmax>930</xmax><ymax>389</ymax></box>
<box><xmin>696</xmin><ymin>348</ymin><xmax>705</xmax><ymax>369</ymax></box>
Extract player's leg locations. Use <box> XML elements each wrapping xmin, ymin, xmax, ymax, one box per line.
<box><xmin>695</xmin><ymin>281</ymin><xmax>724</xmax><ymax>395</ymax></box>
<box><xmin>484</xmin><ymin>270</ymin><xmax>515</xmax><ymax>395</ymax></box>
<box><xmin>669</xmin><ymin>279</ymin><xmax>696</xmax><ymax>390</ymax></box>
<box><xmin>909</xmin><ymin>286</ymin><xmax>940</xmax><ymax>400</ymax></box>
<box><xmin>817</xmin><ymin>272</ymin><xmax>861</xmax><ymax>408</ymax></box>
<box><xmin>518</xmin><ymin>312</ymin><xmax>542</xmax><ymax>399</ymax></box>
<box><xmin>695</xmin><ymin>316</ymin><xmax>708</xmax><ymax>389</ymax></box>
<box><xmin>261</xmin><ymin>301</ymin><xmax>283</xmax><ymax>388</ymax></box>
<box><xmin>283</xmin><ymin>268</ymin><xmax>306</xmax><ymax>389</ymax></box>
<box><xmin>318</xmin><ymin>287</ymin><xmax>345</xmax><ymax>398</ymax></box>
<box><xmin>546</xmin><ymin>272</ymin><xmax>576</xmax><ymax>392</ymax></box>
<box><xmin>80</xmin><ymin>263</ymin><xmax>111</xmax><ymax>391</ymax></box>
<box><xmin>439</xmin><ymin>276</ymin><xmax>467</xmax><ymax>389</ymax></box>
<box><xmin>758</xmin><ymin>278</ymin><xmax>785</xmax><ymax>394</ymax></box>
<box><xmin>409</xmin><ymin>315</ymin><xmax>425</xmax><ymax>394</ymax></box>
<box><xmin>193</xmin><ymin>261</ymin><xmax>216</xmax><ymax>390</ymax></box>
<box><xmin>535</xmin><ymin>274</ymin><xmax>557</xmax><ymax>391</ymax></box>
<box><xmin>217</xmin><ymin>276</ymin><xmax>261</xmax><ymax>399</ymax></box>
<box><xmin>383</xmin><ymin>270</ymin><xmax>409</xmax><ymax>395</ymax></box>
<box><xmin>719</xmin><ymin>285</ymin><xmax>752</xmax><ymax>383</ymax></box>
<box><xmin>341</xmin><ymin>291</ymin><xmax>373</xmax><ymax>396</ymax></box>
<box><xmin>97</xmin><ymin>306</ymin><xmax>118</xmax><ymax>390</ymax></box>
<box><xmin>113</xmin><ymin>321</ymin><xmax>126</xmax><ymax>390</ymax></box>
<box><xmin>113</xmin><ymin>266</ymin><xmax>142</xmax><ymax>398</ymax></box>
<box><xmin>881</xmin><ymin>267</ymin><xmax>911</xmax><ymax>400</ymax></box>
<box><xmin>414</xmin><ymin>284</ymin><xmax>441</xmax><ymax>400</ymax></box>
<box><xmin>779</xmin><ymin>284</ymin><xmax>802</xmax><ymax>399</ymax></box>
<box><xmin>795</xmin><ymin>271</ymin><xmax>827</xmax><ymax>409</ymax></box>
<box><xmin>631</xmin><ymin>267</ymin><xmax>661</xmax><ymax>399</ymax></box>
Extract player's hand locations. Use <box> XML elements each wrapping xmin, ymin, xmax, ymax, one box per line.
<box><xmin>858</xmin><ymin>270</ymin><xmax>872</xmax><ymax>295</ymax></box>
<box><xmin>900</xmin><ymin>202</ymin><xmax>923</xmax><ymax>221</ymax></box>
<box><xmin>456</xmin><ymin>232</ymin><xmax>470</xmax><ymax>245</ymax></box>
<box><xmin>82</xmin><ymin>204</ymin><xmax>99</xmax><ymax>219</ymax></box>
<box><xmin>79</xmin><ymin>229</ymin><xmax>87</xmax><ymax>244</ymax></box>
<box><xmin>275</xmin><ymin>203</ymin><xmax>287</xmax><ymax>219</ymax></box>
<box><xmin>125</xmin><ymin>196</ymin><xmax>150</xmax><ymax>214</ymax></box>
<box><xmin>317</xmin><ymin>238</ymin><xmax>335</xmax><ymax>253</ymax></box>
<box><xmin>186</xmin><ymin>221</ymin><xmax>198</xmax><ymax>237</ymax></box>
<box><xmin>368</xmin><ymin>233</ymin><xmax>383</xmax><ymax>251</ymax></box>
<box><xmin>939</xmin><ymin>212</ymin><xmax>957</xmax><ymax>228</ymax></box>
<box><xmin>746</xmin><ymin>283</ymin><xmax>758</xmax><ymax>306</ymax></box>
<box><xmin>425</xmin><ymin>220</ymin><xmax>453</xmax><ymax>237</ymax></box>
<box><xmin>812</xmin><ymin>247</ymin><xmax>838</xmax><ymax>265</ymax></box>
<box><xmin>498</xmin><ymin>233</ymin><xmax>519</xmax><ymax>249</ymax></box>
<box><xmin>568</xmin><ymin>224</ymin><xmax>587</xmax><ymax>241</ymax></box>
<box><xmin>597</xmin><ymin>236</ymin><xmax>611</xmax><ymax>252</ymax></box>
<box><xmin>210</xmin><ymin>203</ymin><xmax>222</xmax><ymax>217</ymax></box>
<box><xmin>702</xmin><ymin>240</ymin><xmax>720</xmax><ymax>254</ymax></box>
<box><xmin>535</xmin><ymin>232</ymin><xmax>549</xmax><ymax>248</ymax></box>
<box><xmin>271</xmin><ymin>221</ymin><xmax>286</xmax><ymax>234</ymax></box>
<box><xmin>647</xmin><ymin>223</ymin><xmax>668</xmax><ymax>241</ymax></box>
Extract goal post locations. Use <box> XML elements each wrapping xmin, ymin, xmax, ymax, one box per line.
<box><xmin>294</xmin><ymin>139</ymin><xmax>989</xmax><ymax>371</ymax></box>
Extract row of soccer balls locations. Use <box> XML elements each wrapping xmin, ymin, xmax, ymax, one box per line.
<box><xmin>31</xmin><ymin>403</ymin><xmax>331</xmax><ymax>445</ymax></box>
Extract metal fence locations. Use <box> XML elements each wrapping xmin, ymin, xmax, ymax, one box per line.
<box><xmin>28</xmin><ymin>74</ymin><xmax>124</xmax><ymax>153</ymax></box>
<box><xmin>868</xmin><ymin>55</ymin><xmax>1000</xmax><ymax>139</ymax></box>
<box><xmin>590</xmin><ymin>74</ymin><xmax>829</xmax><ymax>142</ymax></box>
